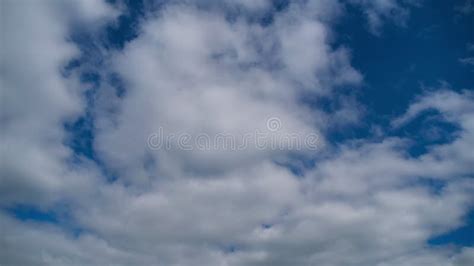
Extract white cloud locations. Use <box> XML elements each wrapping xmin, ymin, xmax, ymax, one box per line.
<box><xmin>0</xmin><ymin>0</ymin><xmax>117</xmax><ymax>205</ymax></box>
<box><xmin>93</xmin><ymin>1</ymin><xmax>361</xmax><ymax>180</ymax></box>
<box><xmin>1</xmin><ymin>1</ymin><xmax>473</xmax><ymax>266</ymax></box>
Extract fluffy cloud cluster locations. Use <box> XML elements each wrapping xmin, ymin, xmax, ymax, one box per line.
<box><xmin>94</xmin><ymin>0</ymin><xmax>361</xmax><ymax>181</ymax></box>
<box><xmin>0</xmin><ymin>0</ymin><xmax>117</xmax><ymax>205</ymax></box>
<box><xmin>1</xmin><ymin>1</ymin><xmax>473</xmax><ymax>266</ymax></box>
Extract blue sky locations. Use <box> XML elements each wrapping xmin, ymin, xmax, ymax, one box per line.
<box><xmin>1</xmin><ymin>0</ymin><xmax>474</xmax><ymax>265</ymax></box>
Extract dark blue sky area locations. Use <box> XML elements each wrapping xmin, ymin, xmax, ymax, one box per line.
<box><xmin>337</xmin><ymin>0</ymin><xmax>473</xmax><ymax>116</ymax></box>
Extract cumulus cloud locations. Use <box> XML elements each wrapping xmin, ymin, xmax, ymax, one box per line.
<box><xmin>1</xmin><ymin>1</ymin><xmax>473</xmax><ymax>266</ymax></box>
<box><xmin>93</xmin><ymin>1</ymin><xmax>361</xmax><ymax>180</ymax></box>
<box><xmin>0</xmin><ymin>0</ymin><xmax>118</xmax><ymax>205</ymax></box>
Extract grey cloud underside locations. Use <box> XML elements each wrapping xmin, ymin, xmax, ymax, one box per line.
<box><xmin>1</xmin><ymin>1</ymin><xmax>473</xmax><ymax>266</ymax></box>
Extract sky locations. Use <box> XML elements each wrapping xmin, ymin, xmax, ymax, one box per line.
<box><xmin>0</xmin><ymin>0</ymin><xmax>474</xmax><ymax>265</ymax></box>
